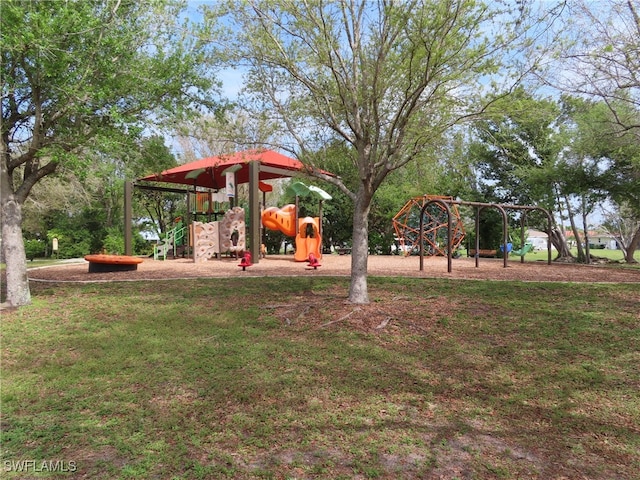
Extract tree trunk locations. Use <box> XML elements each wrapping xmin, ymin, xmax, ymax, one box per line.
<box><xmin>1</xmin><ymin>166</ymin><xmax>31</xmax><ymax>307</ymax></box>
<box><xmin>348</xmin><ymin>189</ymin><xmax>373</xmax><ymax>304</ymax></box>
<box><xmin>548</xmin><ymin>226</ymin><xmax>567</xmax><ymax>258</ymax></box>
<box><xmin>565</xmin><ymin>196</ymin><xmax>586</xmax><ymax>262</ymax></box>
<box><xmin>548</xmin><ymin>205</ymin><xmax>572</xmax><ymax>259</ymax></box>
<box><xmin>624</xmin><ymin>225</ymin><xmax>640</xmax><ymax>263</ymax></box>
<box><xmin>581</xmin><ymin>207</ymin><xmax>591</xmax><ymax>265</ymax></box>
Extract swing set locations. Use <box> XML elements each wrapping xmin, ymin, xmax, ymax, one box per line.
<box><xmin>413</xmin><ymin>198</ymin><xmax>553</xmax><ymax>273</ymax></box>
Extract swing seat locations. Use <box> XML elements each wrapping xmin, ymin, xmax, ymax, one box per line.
<box><xmin>499</xmin><ymin>242</ymin><xmax>513</xmax><ymax>253</ymax></box>
<box><xmin>512</xmin><ymin>243</ymin><xmax>534</xmax><ymax>256</ymax></box>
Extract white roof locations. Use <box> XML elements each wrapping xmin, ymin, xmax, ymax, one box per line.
<box><xmin>527</xmin><ymin>229</ymin><xmax>548</xmax><ymax>238</ymax></box>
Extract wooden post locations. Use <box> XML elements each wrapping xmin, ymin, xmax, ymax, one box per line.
<box><xmin>124</xmin><ymin>181</ymin><xmax>133</xmax><ymax>255</ymax></box>
<box><xmin>249</xmin><ymin>161</ymin><xmax>261</xmax><ymax>264</ymax></box>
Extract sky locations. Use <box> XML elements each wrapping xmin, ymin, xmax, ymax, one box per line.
<box><xmin>177</xmin><ymin>0</ymin><xmax>618</xmax><ymax>229</ymax></box>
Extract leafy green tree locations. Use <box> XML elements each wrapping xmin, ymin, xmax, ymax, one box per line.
<box><xmin>469</xmin><ymin>89</ymin><xmax>574</xmax><ymax>257</ymax></box>
<box><xmin>206</xmin><ymin>0</ymin><xmax>556</xmax><ymax>303</ymax></box>
<box><xmin>546</xmin><ymin>0</ymin><xmax>640</xmax><ymax>261</ymax></box>
<box><xmin>470</xmin><ymin>90</ymin><xmax>639</xmax><ymax>263</ymax></box>
<box><xmin>43</xmin><ymin>208</ymin><xmax>106</xmax><ymax>258</ymax></box>
<box><xmin>554</xmin><ymin>96</ymin><xmax>639</xmax><ymax>262</ymax></box>
<box><xmin>1</xmin><ymin>0</ymin><xmax>218</xmax><ymax>306</ymax></box>
<box><xmin>602</xmin><ymin>201</ymin><xmax>640</xmax><ymax>263</ymax></box>
<box><xmin>556</xmin><ymin>97</ymin><xmax>614</xmax><ymax>262</ymax></box>
<box><xmin>316</xmin><ymin>183</ymin><xmax>353</xmax><ymax>252</ymax></box>
<box><xmin>23</xmin><ymin>238</ymin><xmax>44</xmax><ymax>261</ymax></box>
<box><xmin>131</xmin><ymin>136</ymin><xmax>185</xmax><ymax>239</ymax></box>
<box><xmin>567</xmin><ymin>98</ymin><xmax>640</xmax><ymax>261</ymax></box>
<box><xmin>20</xmin><ymin>174</ymin><xmax>92</xmax><ymax>247</ymax></box>
<box><xmin>19</xmin><ymin>136</ymin><xmax>175</xmax><ymax>259</ymax></box>
<box><xmin>303</xmin><ymin>143</ymin><xmax>355</xmax><ymax>251</ymax></box>
<box><xmin>553</xmin><ymin>0</ymin><xmax>639</xmax><ymax>137</ymax></box>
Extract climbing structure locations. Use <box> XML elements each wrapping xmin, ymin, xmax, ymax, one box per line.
<box><xmin>192</xmin><ymin>207</ymin><xmax>246</xmax><ymax>262</ymax></box>
<box><xmin>392</xmin><ymin>195</ymin><xmax>465</xmax><ymax>256</ymax></box>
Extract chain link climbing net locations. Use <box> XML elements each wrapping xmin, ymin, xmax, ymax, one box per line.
<box><xmin>392</xmin><ymin>195</ymin><xmax>466</xmax><ymax>256</ymax></box>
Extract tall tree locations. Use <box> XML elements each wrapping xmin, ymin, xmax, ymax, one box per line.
<box><xmin>602</xmin><ymin>201</ymin><xmax>640</xmax><ymax>263</ymax></box>
<box><xmin>570</xmin><ymin>98</ymin><xmax>640</xmax><ymax>261</ymax></box>
<box><xmin>206</xmin><ymin>0</ymin><xmax>560</xmax><ymax>303</ymax></box>
<box><xmin>132</xmin><ymin>137</ymin><xmax>185</xmax><ymax>239</ymax></box>
<box><xmin>555</xmin><ymin>96</ymin><xmax>613</xmax><ymax>263</ymax></box>
<box><xmin>470</xmin><ymin>90</ymin><xmax>639</xmax><ymax>263</ymax></box>
<box><xmin>553</xmin><ymin>0</ymin><xmax>640</xmax><ymax>138</ymax></box>
<box><xmin>470</xmin><ymin>89</ymin><xmax>575</xmax><ymax>257</ymax></box>
<box><xmin>547</xmin><ymin>0</ymin><xmax>640</xmax><ymax>261</ymax></box>
<box><xmin>1</xmin><ymin>0</ymin><xmax>219</xmax><ymax>306</ymax></box>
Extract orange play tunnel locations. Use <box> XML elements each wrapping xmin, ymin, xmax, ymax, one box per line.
<box><xmin>261</xmin><ymin>204</ymin><xmax>296</xmax><ymax>237</ymax></box>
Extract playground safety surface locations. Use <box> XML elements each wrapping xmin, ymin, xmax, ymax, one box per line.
<box><xmin>27</xmin><ymin>254</ymin><xmax>640</xmax><ymax>284</ymax></box>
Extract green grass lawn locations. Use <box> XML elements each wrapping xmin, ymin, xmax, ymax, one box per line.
<box><xmin>2</xmin><ymin>277</ymin><xmax>639</xmax><ymax>479</ymax></box>
<box><xmin>519</xmin><ymin>247</ymin><xmax>640</xmax><ymax>263</ymax></box>
<box><xmin>458</xmin><ymin>246</ymin><xmax>640</xmax><ymax>265</ymax></box>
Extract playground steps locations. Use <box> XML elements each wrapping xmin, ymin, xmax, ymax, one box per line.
<box><xmin>156</xmin><ymin>244</ymin><xmax>187</xmax><ymax>260</ymax></box>
<box><xmin>154</xmin><ymin>224</ymin><xmax>187</xmax><ymax>260</ymax></box>
<box><xmin>153</xmin><ymin>240</ymin><xmax>172</xmax><ymax>260</ymax></box>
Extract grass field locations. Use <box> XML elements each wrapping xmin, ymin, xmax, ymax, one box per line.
<box><xmin>2</xmin><ymin>276</ymin><xmax>639</xmax><ymax>479</ymax></box>
<box><xmin>517</xmin><ymin>247</ymin><xmax>640</xmax><ymax>264</ymax></box>
<box><xmin>459</xmin><ymin>247</ymin><xmax>640</xmax><ymax>264</ymax></box>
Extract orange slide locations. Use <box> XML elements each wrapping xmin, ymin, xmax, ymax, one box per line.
<box><xmin>294</xmin><ymin>217</ymin><xmax>321</xmax><ymax>262</ymax></box>
<box><xmin>261</xmin><ymin>205</ymin><xmax>322</xmax><ymax>261</ymax></box>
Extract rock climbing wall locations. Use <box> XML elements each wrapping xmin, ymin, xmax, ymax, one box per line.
<box><xmin>219</xmin><ymin>207</ymin><xmax>245</xmax><ymax>255</ymax></box>
<box><xmin>193</xmin><ymin>221</ymin><xmax>220</xmax><ymax>262</ymax></box>
<box><xmin>192</xmin><ymin>207</ymin><xmax>246</xmax><ymax>262</ymax></box>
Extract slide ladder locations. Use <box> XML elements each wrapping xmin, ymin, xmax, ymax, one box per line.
<box><xmin>154</xmin><ymin>224</ymin><xmax>187</xmax><ymax>260</ymax></box>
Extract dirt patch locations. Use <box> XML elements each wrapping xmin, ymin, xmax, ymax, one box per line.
<box><xmin>25</xmin><ymin>254</ymin><xmax>640</xmax><ymax>284</ymax></box>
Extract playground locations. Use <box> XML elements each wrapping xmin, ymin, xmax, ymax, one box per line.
<box><xmin>10</xmin><ymin>160</ymin><xmax>640</xmax><ymax>479</ymax></box>
<box><xmin>26</xmin><ymin>253</ymin><xmax>640</xmax><ymax>284</ymax></box>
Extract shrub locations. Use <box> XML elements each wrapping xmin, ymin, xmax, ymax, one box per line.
<box><xmin>24</xmin><ymin>239</ymin><xmax>46</xmax><ymax>261</ymax></box>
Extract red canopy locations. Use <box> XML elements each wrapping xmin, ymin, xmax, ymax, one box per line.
<box><xmin>138</xmin><ymin>149</ymin><xmax>315</xmax><ymax>190</ymax></box>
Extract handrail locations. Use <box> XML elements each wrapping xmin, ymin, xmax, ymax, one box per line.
<box><xmin>154</xmin><ymin>224</ymin><xmax>187</xmax><ymax>260</ymax></box>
